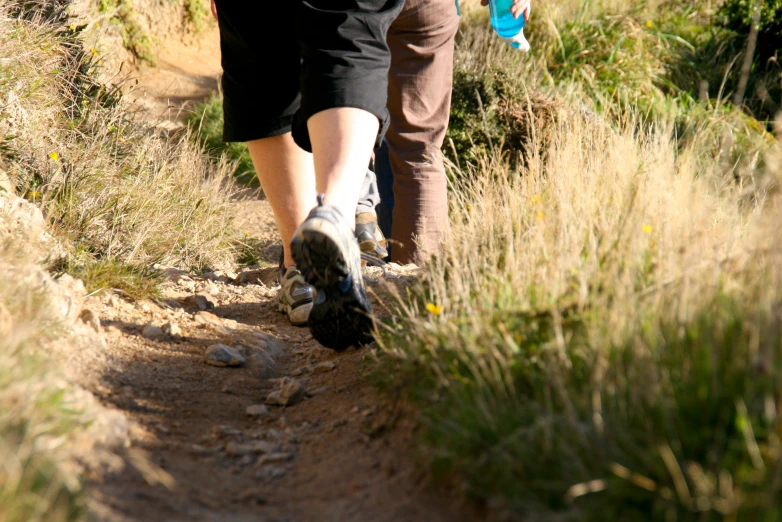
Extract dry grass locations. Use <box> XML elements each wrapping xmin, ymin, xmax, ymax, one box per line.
<box><xmin>0</xmin><ymin>241</ymin><xmax>86</xmax><ymax>522</ymax></box>
<box><xmin>0</xmin><ymin>4</ymin><xmax>236</xmax><ymax>297</ymax></box>
<box><xmin>379</xmin><ymin>95</ymin><xmax>782</xmax><ymax>522</ymax></box>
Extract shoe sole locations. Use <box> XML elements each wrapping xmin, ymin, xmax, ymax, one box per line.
<box><xmin>277</xmin><ymin>300</ymin><xmax>313</xmax><ymax>327</ymax></box>
<box><xmin>291</xmin><ymin>218</ymin><xmax>373</xmax><ymax>351</ymax></box>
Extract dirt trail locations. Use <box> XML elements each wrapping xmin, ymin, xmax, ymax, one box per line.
<box><xmin>82</xmin><ymin>29</ymin><xmax>479</xmax><ymax>522</ymax></box>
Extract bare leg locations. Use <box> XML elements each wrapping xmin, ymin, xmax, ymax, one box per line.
<box><xmin>307</xmin><ymin>108</ymin><xmax>379</xmax><ymax>230</ymax></box>
<box><xmin>247</xmin><ymin>133</ymin><xmax>316</xmax><ymax>268</ymax></box>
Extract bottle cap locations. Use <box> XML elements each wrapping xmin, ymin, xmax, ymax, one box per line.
<box><xmin>506</xmin><ymin>28</ymin><xmax>530</xmax><ymax>52</ymax></box>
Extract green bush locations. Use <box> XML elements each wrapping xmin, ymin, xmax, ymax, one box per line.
<box><xmin>719</xmin><ymin>0</ymin><xmax>782</xmax><ymax>50</ymax></box>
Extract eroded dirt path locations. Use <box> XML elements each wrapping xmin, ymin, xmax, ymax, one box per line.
<box><xmin>82</xmin><ymin>28</ymin><xmax>478</xmax><ymax>522</ymax></box>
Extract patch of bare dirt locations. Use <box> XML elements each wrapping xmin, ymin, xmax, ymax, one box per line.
<box><xmin>79</xmin><ymin>25</ymin><xmax>481</xmax><ymax>522</ymax></box>
<box><xmin>125</xmin><ymin>26</ymin><xmax>222</xmax><ymax>132</ymax></box>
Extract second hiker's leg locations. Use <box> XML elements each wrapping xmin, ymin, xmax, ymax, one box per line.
<box><xmin>386</xmin><ymin>0</ymin><xmax>459</xmax><ymax>264</ymax></box>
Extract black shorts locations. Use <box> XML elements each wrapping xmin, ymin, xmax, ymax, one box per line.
<box><xmin>215</xmin><ymin>0</ymin><xmax>404</xmax><ymax>152</ymax></box>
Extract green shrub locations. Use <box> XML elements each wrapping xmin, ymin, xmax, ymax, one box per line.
<box><xmin>97</xmin><ymin>0</ymin><xmax>156</xmax><ymax>64</ymax></box>
<box><xmin>719</xmin><ymin>0</ymin><xmax>782</xmax><ymax>50</ymax></box>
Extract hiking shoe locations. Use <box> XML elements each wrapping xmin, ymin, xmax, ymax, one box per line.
<box><xmin>355</xmin><ymin>212</ymin><xmax>388</xmax><ymax>260</ymax></box>
<box><xmin>276</xmin><ymin>266</ymin><xmax>314</xmax><ymax>327</ymax></box>
<box><xmin>290</xmin><ymin>196</ymin><xmax>374</xmax><ymax>351</ymax></box>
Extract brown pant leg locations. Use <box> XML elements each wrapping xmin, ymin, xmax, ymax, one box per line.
<box><xmin>386</xmin><ymin>0</ymin><xmax>459</xmax><ymax>264</ymax></box>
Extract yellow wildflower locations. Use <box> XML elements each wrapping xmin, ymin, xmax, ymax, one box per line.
<box><xmin>466</xmin><ymin>204</ymin><xmax>472</xmax><ymax>211</ymax></box>
<box><xmin>48</xmin><ymin>151</ymin><xmax>59</xmax><ymax>161</ymax></box>
<box><xmin>643</xmin><ymin>224</ymin><xmax>653</xmax><ymax>234</ymax></box>
<box><xmin>89</xmin><ymin>47</ymin><xmax>98</xmax><ymax>57</ymax></box>
<box><xmin>69</xmin><ymin>24</ymin><xmax>76</xmax><ymax>31</ymax></box>
<box><xmin>26</xmin><ymin>191</ymin><xmax>42</xmax><ymax>200</ymax></box>
<box><xmin>645</xmin><ymin>21</ymin><xmax>654</xmax><ymax>28</ymax></box>
<box><xmin>426</xmin><ymin>303</ymin><xmax>443</xmax><ymax>316</ymax></box>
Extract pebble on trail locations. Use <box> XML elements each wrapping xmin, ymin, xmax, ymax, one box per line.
<box><xmin>246</xmin><ymin>404</ymin><xmax>269</xmax><ymax>417</ymax></box>
<box><xmin>185</xmin><ymin>293</ymin><xmax>216</xmax><ymax>311</ymax></box>
<box><xmin>163</xmin><ymin>321</ymin><xmax>182</xmax><ymax>338</ymax></box>
<box><xmin>266</xmin><ymin>377</ymin><xmax>307</xmax><ymax>407</ymax></box>
<box><xmin>141</xmin><ymin>324</ymin><xmax>165</xmax><ymax>341</ymax></box>
<box><xmin>204</xmin><ymin>344</ymin><xmax>246</xmax><ymax>367</ymax></box>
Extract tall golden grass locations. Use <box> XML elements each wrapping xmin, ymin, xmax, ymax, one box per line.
<box><xmin>379</xmin><ymin>94</ymin><xmax>781</xmax><ymax>522</ymax></box>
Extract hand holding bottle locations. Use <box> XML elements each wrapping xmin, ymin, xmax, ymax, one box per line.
<box><xmin>481</xmin><ymin>0</ymin><xmax>531</xmax><ymax>21</ymax></box>
<box><xmin>483</xmin><ymin>0</ymin><xmax>531</xmax><ymax>51</ymax></box>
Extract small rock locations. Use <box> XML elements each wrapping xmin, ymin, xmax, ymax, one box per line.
<box><xmin>259</xmin><ymin>452</ymin><xmax>294</xmax><ymax>465</ymax></box>
<box><xmin>198</xmin><ymin>271</ymin><xmax>221</xmax><ymax>282</ymax></box>
<box><xmin>194</xmin><ymin>311</ymin><xmax>222</xmax><ymax>326</ymax></box>
<box><xmin>79</xmin><ymin>308</ymin><xmax>101</xmax><ymax>333</ymax></box>
<box><xmin>214</xmin><ymin>425</ymin><xmax>242</xmax><ymax>437</ymax></box>
<box><xmin>185</xmin><ymin>293</ymin><xmax>216</xmax><ymax>311</ymax></box>
<box><xmin>255</xmin><ymin>467</ymin><xmax>288</xmax><ymax>481</ymax></box>
<box><xmin>252</xmin><ymin>440</ymin><xmax>279</xmax><ymax>454</ymax></box>
<box><xmin>265</xmin><ymin>390</ymin><xmax>283</xmax><ymax>406</ymax></box>
<box><xmin>141</xmin><ymin>325</ymin><xmax>165</xmax><ymax>341</ymax></box>
<box><xmin>290</xmin><ymin>367</ymin><xmax>304</xmax><ymax>377</ymax></box>
<box><xmin>237</xmin><ymin>454</ymin><xmax>256</xmax><ymax>467</ymax></box>
<box><xmin>225</xmin><ymin>442</ymin><xmax>255</xmax><ymax>457</ymax></box>
<box><xmin>153</xmin><ymin>264</ymin><xmax>191</xmax><ymax>283</ymax></box>
<box><xmin>312</xmin><ymin>361</ymin><xmax>336</xmax><ymax>374</ymax></box>
<box><xmin>213</xmin><ymin>269</ymin><xmax>237</xmax><ymax>282</ymax></box>
<box><xmin>194</xmin><ymin>312</ymin><xmax>232</xmax><ymax>335</ymax></box>
<box><xmin>245</xmin><ymin>404</ymin><xmax>269</xmax><ymax>418</ymax></box>
<box><xmin>280</xmin><ymin>378</ymin><xmax>307</xmax><ymax>406</ymax></box>
<box><xmin>306</xmin><ymin>386</ymin><xmax>331</xmax><ymax>397</ymax></box>
<box><xmin>265</xmin><ymin>378</ymin><xmax>308</xmax><ymax>407</ymax></box>
<box><xmin>178</xmin><ymin>279</ymin><xmax>196</xmax><ymax>292</ymax></box>
<box><xmin>163</xmin><ymin>321</ymin><xmax>182</xmax><ymax>338</ymax></box>
<box><xmin>265</xmin><ymin>429</ymin><xmax>285</xmax><ymax>441</ymax></box>
<box><xmin>186</xmin><ymin>444</ymin><xmax>213</xmax><ymax>455</ymax></box>
<box><xmin>204</xmin><ymin>344</ymin><xmax>246</xmax><ymax>367</ymax></box>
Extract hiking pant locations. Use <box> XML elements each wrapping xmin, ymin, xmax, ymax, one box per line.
<box><xmin>216</xmin><ymin>0</ymin><xmax>404</xmax><ymax>152</ymax></box>
<box><xmin>377</xmin><ymin>0</ymin><xmax>459</xmax><ymax>264</ymax></box>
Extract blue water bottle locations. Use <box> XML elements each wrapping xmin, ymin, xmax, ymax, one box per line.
<box><xmin>488</xmin><ymin>0</ymin><xmax>530</xmax><ymax>51</ymax></box>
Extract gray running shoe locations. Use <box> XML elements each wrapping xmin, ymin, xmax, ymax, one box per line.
<box><xmin>355</xmin><ymin>212</ymin><xmax>388</xmax><ymax>259</ymax></box>
<box><xmin>276</xmin><ymin>266</ymin><xmax>314</xmax><ymax>327</ymax></box>
<box><xmin>290</xmin><ymin>196</ymin><xmax>373</xmax><ymax>351</ymax></box>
